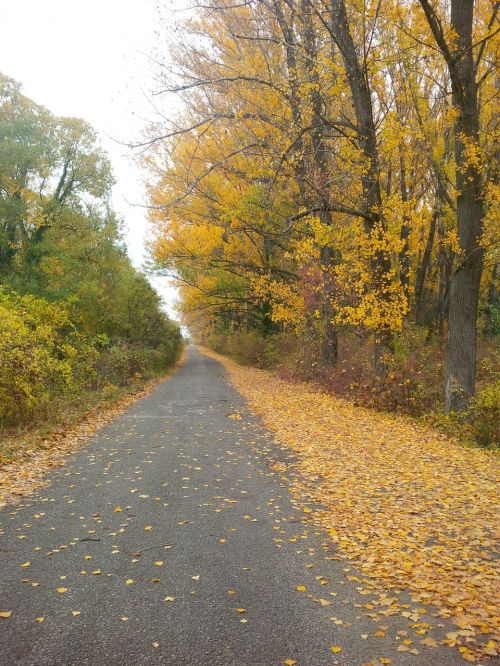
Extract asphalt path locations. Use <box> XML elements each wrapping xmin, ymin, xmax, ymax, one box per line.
<box><xmin>0</xmin><ymin>346</ymin><xmax>468</xmax><ymax>665</ymax></box>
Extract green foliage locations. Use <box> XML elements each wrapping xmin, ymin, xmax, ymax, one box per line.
<box><xmin>0</xmin><ymin>74</ymin><xmax>183</xmax><ymax>432</ymax></box>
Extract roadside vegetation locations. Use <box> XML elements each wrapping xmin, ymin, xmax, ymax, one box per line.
<box><xmin>144</xmin><ymin>0</ymin><xmax>499</xmax><ymax>447</ymax></box>
<box><xmin>0</xmin><ymin>73</ymin><xmax>182</xmax><ymax>463</ymax></box>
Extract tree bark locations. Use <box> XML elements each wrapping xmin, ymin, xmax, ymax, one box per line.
<box><xmin>329</xmin><ymin>0</ymin><xmax>393</xmax><ymax>372</ymax></box>
<box><xmin>415</xmin><ymin>209</ymin><xmax>437</xmax><ymax>325</ymax></box>
<box><xmin>418</xmin><ymin>0</ymin><xmax>485</xmax><ymax>411</ymax></box>
<box><xmin>302</xmin><ymin>0</ymin><xmax>339</xmax><ymax>367</ymax></box>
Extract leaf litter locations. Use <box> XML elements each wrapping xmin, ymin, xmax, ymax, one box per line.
<box><xmin>205</xmin><ymin>349</ymin><xmax>500</xmax><ymax>662</ymax></box>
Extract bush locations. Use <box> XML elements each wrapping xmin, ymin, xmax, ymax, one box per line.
<box><xmin>0</xmin><ymin>289</ymin><xmax>183</xmax><ymax>430</ymax></box>
<box><xmin>206</xmin><ymin>330</ymin><xmax>274</xmax><ymax>367</ymax></box>
<box><xmin>0</xmin><ymin>290</ymin><xmax>97</xmax><ymax>426</ymax></box>
<box><xmin>466</xmin><ymin>381</ymin><xmax>500</xmax><ymax>447</ymax></box>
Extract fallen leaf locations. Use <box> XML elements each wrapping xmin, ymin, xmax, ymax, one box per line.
<box><xmin>420</xmin><ymin>637</ymin><xmax>438</xmax><ymax>647</ymax></box>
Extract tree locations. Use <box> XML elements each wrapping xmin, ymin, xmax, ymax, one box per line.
<box><xmin>417</xmin><ymin>0</ymin><xmax>498</xmax><ymax>410</ymax></box>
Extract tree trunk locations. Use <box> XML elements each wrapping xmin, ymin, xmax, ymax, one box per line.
<box><xmin>398</xmin><ymin>149</ymin><xmax>411</xmax><ymax>301</ymax></box>
<box><xmin>302</xmin><ymin>0</ymin><xmax>339</xmax><ymax>367</ymax></box>
<box><xmin>418</xmin><ymin>0</ymin><xmax>485</xmax><ymax>411</ymax></box>
<box><xmin>485</xmin><ymin>263</ymin><xmax>498</xmax><ymax>335</ymax></box>
<box><xmin>415</xmin><ymin>209</ymin><xmax>437</xmax><ymax>324</ymax></box>
<box><xmin>329</xmin><ymin>0</ymin><xmax>393</xmax><ymax>371</ymax></box>
<box><xmin>444</xmin><ymin>0</ymin><xmax>484</xmax><ymax>411</ymax></box>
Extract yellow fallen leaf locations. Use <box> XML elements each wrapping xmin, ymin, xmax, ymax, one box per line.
<box><xmin>56</xmin><ymin>587</ymin><xmax>68</xmax><ymax>593</ymax></box>
<box><xmin>236</xmin><ymin>608</ymin><xmax>246</xmax><ymax>613</ymax></box>
<box><xmin>380</xmin><ymin>660</ymin><xmax>392</xmax><ymax>665</ymax></box>
<box><xmin>0</xmin><ymin>611</ymin><xmax>12</xmax><ymax>618</ymax></box>
<box><xmin>121</xmin><ymin>616</ymin><xmax>129</xmax><ymax>621</ymax></box>
<box><xmin>125</xmin><ymin>579</ymin><xmax>134</xmax><ymax>585</ymax></box>
<box><xmin>164</xmin><ymin>596</ymin><xmax>176</xmax><ymax>602</ymax></box>
<box><xmin>331</xmin><ymin>646</ymin><xmax>342</xmax><ymax>654</ymax></box>
<box><xmin>296</xmin><ymin>585</ymin><xmax>307</xmax><ymax>592</ymax></box>
<box><xmin>20</xmin><ymin>561</ymin><xmax>31</xmax><ymax>568</ymax></box>
<box><xmin>154</xmin><ymin>561</ymin><xmax>164</xmax><ymax>566</ymax></box>
<box><xmin>283</xmin><ymin>660</ymin><xmax>297</xmax><ymax>666</ymax></box>
<box><xmin>144</xmin><ymin>526</ymin><xmax>152</xmax><ymax>531</ymax></box>
<box><xmin>35</xmin><ymin>617</ymin><xmax>44</xmax><ymax>622</ymax></box>
<box><xmin>72</xmin><ymin>610</ymin><xmax>81</xmax><ymax>616</ymax></box>
<box><xmin>191</xmin><ymin>575</ymin><xmax>200</xmax><ymax>581</ymax></box>
<box><xmin>114</xmin><ymin>506</ymin><xmax>122</xmax><ymax>512</ymax></box>
<box><xmin>152</xmin><ymin>642</ymin><xmax>159</xmax><ymax>648</ymax></box>
<box><xmin>92</xmin><ymin>570</ymin><xmax>101</xmax><ymax>575</ymax></box>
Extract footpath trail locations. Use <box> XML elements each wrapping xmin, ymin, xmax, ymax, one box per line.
<box><xmin>0</xmin><ymin>346</ymin><xmax>469</xmax><ymax>665</ymax></box>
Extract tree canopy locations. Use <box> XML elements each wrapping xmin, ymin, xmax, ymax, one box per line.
<box><xmin>145</xmin><ymin>0</ymin><xmax>499</xmax><ymax>413</ymax></box>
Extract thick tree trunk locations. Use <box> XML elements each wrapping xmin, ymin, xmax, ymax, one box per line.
<box><xmin>418</xmin><ymin>0</ymin><xmax>485</xmax><ymax>411</ymax></box>
<box><xmin>444</xmin><ymin>0</ymin><xmax>484</xmax><ymax>412</ymax></box>
<box><xmin>437</xmin><ymin>219</ymin><xmax>452</xmax><ymax>338</ymax></box>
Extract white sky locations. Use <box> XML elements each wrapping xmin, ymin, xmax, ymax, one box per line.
<box><xmin>0</xmin><ymin>0</ymin><xmax>184</xmax><ymax>318</ymax></box>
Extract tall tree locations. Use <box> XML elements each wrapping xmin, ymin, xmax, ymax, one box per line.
<box><xmin>417</xmin><ymin>0</ymin><xmax>497</xmax><ymax>410</ymax></box>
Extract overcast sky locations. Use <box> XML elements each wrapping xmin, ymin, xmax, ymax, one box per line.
<box><xmin>0</xmin><ymin>0</ymin><xmax>183</xmax><ymax>317</ymax></box>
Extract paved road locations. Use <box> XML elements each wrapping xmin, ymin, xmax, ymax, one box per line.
<box><xmin>1</xmin><ymin>347</ymin><xmax>467</xmax><ymax>665</ymax></box>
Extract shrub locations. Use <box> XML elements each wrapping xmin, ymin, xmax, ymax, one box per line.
<box><xmin>0</xmin><ymin>290</ymin><xmax>97</xmax><ymax>426</ymax></box>
<box><xmin>467</xmin><ymin>381</ymin><xmax>500</xmax><ymax>447</ymax></box>
<box><xmin>0</xmin><ymin>289</ymin><xmax>183</xmax><ymax>430</ymax></box>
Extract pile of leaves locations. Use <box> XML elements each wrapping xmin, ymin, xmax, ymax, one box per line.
<box><xmin>206</xmin><ymin>350</ymin><xmax>500</xmax><ymax>662</ymax></box>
